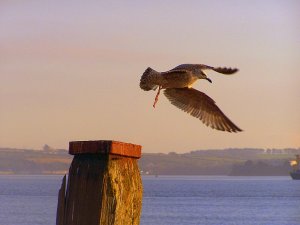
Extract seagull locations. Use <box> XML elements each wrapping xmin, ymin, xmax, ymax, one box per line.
<box><xmin>139</xmin><ymin>64</ymin><xmax>242</xmax><ymax>132</ymax></box>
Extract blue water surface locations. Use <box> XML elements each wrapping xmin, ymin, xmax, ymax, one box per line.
<box><xmin>0</xmin><ymin>175</ymin><xmax>299</xmax><ymax>225</ymax></box>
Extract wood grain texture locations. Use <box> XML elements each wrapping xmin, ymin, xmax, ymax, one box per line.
<box><xmin>64</xmin><ymin>155</ymin><xmax>106</xmax><ymax>225</ymax></box>
<box><xmin>57</xmin><ymin>151</ymin><xmax>143</xmax><ymax>225</ymax></box>
<box><xmin>100</xmin><ymin>155</ymin><xmax>143</xmax><ymax>225</ymax></box>
<box><xmin>56</xmin><ymin>175</ymin><xmax>66</xmax><ymax>225</ymax></box>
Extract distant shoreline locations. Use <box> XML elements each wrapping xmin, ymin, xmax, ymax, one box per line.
<box><xmin>1</xmin><ymin>147</ymin><xmax>299</xmax><ymax>176</ymax></box>
<box><xmin>0</xmin><ymin>174</ymin><xmax>291</xmax><ymax>177</ymax></box>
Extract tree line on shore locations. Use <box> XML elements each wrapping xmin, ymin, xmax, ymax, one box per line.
<box><xmin>0</xmin><ymin>147</ymin><xmax>299</xmax><ymax>175</ymax></box>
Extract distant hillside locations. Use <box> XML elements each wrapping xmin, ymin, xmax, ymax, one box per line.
<box><xmin>229</xmin><ymin>160</ymin><xmax>291</xmax><ymax>176</ymax></box>
<box><xmin>0</xmin><ymin>147</ymin><xmax>299</xmax><ymax>175</ymax></box>
<box><xmin>139</xmin><ymin>148</ymin><xmax>300</xmax><ymax>176</ymax></box>
<box><xmin>0</xmin><ymin>147</ymin><xmax>72</xmax><ymax>175</ymax></box>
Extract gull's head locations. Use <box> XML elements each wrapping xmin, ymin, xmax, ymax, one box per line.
<box><xmin>197</xmin><ymin>70</ymin><xmax>212</xmax><ymax>83</ymax></box>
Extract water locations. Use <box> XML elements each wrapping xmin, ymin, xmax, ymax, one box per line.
<box><xmin>142</xmin><ymin>176</ymin><xmax>300</xmax><ymax>225</ymax></box>
<box><xmin>0</xmin><ymin>175</ymin><xmax>299</xmax><ymax>225</ymax></box>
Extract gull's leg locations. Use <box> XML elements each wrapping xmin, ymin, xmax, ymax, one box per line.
<box><xmin>153</xmin><ymin>86</ymin><xmax>162</xmax><ymax>108</ymax></box>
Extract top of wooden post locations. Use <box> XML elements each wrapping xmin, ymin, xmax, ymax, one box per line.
<box><xmin>69</xmin><ymin>140</ymin><xmax>142</xmax><ymax>158</ymax></box>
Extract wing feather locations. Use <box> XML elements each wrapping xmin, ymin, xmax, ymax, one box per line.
<box><xmin>164</xmin><ymin>88</ymin><xmax>242</xmax><ymax>132</ymax></box>
<box><xmin>212</xmin><ymin>67</ymin><xmax>238</xmax><ymax>74</ymax></box>
<box><xmin>200</xmin><ymin>64</ymin><xmax>239</xmax><ymax>75</ymax></box>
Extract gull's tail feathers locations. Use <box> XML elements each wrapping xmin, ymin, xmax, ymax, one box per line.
<box><xmin>140</xmin><ymin>67</ymin><xmax>160</xmax><ymax>91</ymax></box>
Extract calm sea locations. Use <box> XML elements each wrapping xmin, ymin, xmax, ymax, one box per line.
<box><xmin>0</xmin><ymin>175</ymin><xmax>299</xmax><ymax>225</ymax></box>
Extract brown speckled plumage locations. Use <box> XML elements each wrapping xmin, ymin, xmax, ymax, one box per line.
<box><xmin>139</xmin><ymin>64</ymin><xmax>242</xmax><ymax>133</ymax></box>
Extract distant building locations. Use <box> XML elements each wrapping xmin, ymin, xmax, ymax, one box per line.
<box><xmin>43</xmin><ymin>144</ymin><xmax>54</xmax><ymax>151</ymax></box>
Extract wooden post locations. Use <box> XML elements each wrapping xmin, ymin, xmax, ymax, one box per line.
<box><xmin>56</xmin><ymin>140</ymin><xmax>143</xmax><ymax>225</ymax></box>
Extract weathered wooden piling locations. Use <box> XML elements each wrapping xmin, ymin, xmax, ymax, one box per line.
<box><xmin>56</xmin><ymin>140</ymin><xmax>143</xmax><ymax>225</ymax></box>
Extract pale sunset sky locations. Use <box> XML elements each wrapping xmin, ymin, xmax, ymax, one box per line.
<box><xmin>1</xmin><ymin>1</ymin><xmax>299</xmax><ymax>152</ymax></box>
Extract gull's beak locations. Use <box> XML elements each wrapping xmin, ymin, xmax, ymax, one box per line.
<box><xmin>205</xmin><ymin>77</ymin><xmax>212</xmax><ymax>83</ymax></box>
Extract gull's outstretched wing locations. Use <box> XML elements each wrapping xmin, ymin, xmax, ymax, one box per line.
<box><xmin>164</xmin><ymin>88</ymin><xmax>242</xmax><ymax>132</ymax></box>
<box><xmin>170</xmin><ymin>64</ymin><xmax>238</xmax><ymax>75</ymax></box>
<box><xmin>200</xmin><ymin>64</ymin><xmax>239</xmax><ymax>75</ymax></box>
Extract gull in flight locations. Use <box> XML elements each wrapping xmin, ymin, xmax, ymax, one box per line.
<box><xmin>139</xmin><ymin>64</ymin><xmax>242</xmax><ymax>133</ymax></box>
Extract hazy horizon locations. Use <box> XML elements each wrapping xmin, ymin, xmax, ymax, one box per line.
<box><xmin>1</xmin><ymin>145</ymin><xmax>299</xmax><ymax>153</ymax></box>
<box><xmin>1</xmin><ymin>1</ymin><xmax>299</xmax><ymax>152</ymax></box>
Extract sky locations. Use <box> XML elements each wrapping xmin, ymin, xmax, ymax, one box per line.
<box><xmin>1</xmin><ymin>0</ymin><xmax>299</xmax><ymax>152</ymax></box>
